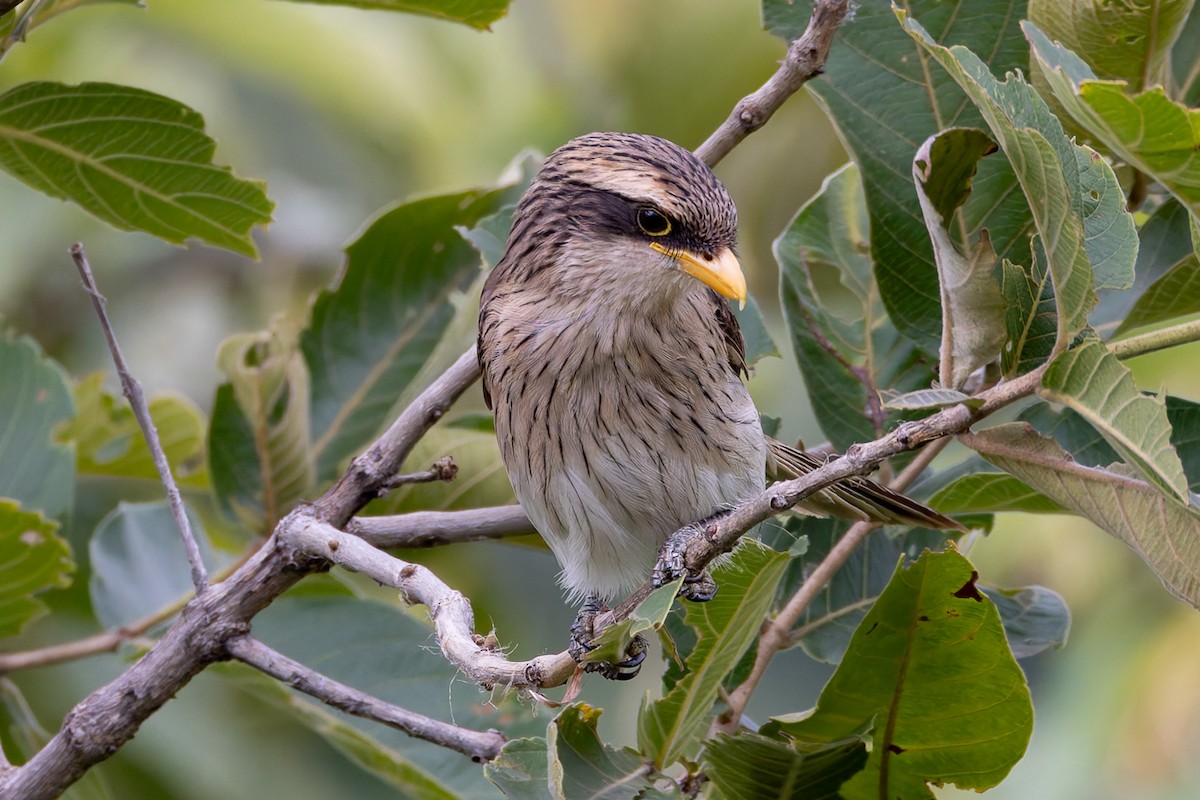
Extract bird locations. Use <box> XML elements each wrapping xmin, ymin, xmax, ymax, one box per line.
<box><xmin>477</xmin><ymin>132</ymin><xmax>960</xmax><ymax>677</ymax></box>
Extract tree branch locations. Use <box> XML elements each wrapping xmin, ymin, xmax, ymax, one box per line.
<box><xmin>694</xmin><ymin>0</ymin><xmax>851</xmax><ymax>168</ymax></box>
<box><xmin>283</xmin><ymin>517</ymin><xmax>577</xmax><ymax>692</ymax></box>
<box><xmin>349</xmin><ymin>505</ymin><xmax>534</xmax><ymax>548</ymax></box>
<box><xmin>226</xmin><ymin>635</ymin><xmax>506</xmax><ymax>762</ymax></box>
<box><xmin>70</xmin><ymin>243</ymin><xmax>209</xmax><ymax>594</ymax></box>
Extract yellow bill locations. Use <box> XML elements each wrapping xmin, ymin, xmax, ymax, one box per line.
<box><xmin>650</xmin><ymin>243</ymin><xmax>747</xmax><ymax>308</ymax></box>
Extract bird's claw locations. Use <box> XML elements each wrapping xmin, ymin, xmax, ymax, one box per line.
<box><xmin>654</xmin><ymin>526</ymin><xmax>719</xmax><ymax>602</ymax></box>
<box><xmin>569</xmin><ymin>595</ymin><xmax>647</xmax><ymax>680</ymax></box>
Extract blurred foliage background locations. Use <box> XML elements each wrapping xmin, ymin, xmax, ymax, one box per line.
<box><xmin>0</xmin><ymin>1</ymin><xmax>1198</xmax><ymax>797</ymax></box>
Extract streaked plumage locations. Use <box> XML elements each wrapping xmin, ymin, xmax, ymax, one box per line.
<box><xmin>478</xmin><ymin>132</ymin><xmax>957</xmax><ymax>603</ymax></box>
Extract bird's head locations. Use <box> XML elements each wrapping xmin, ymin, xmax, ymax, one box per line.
<box><xmin>493</xmin><ymin>132</ymin><xmax>747</xmax><ymax>308</ymax></box>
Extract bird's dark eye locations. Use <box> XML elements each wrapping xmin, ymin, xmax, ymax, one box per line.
<box><xmin>636</xmin><ymin>207</ymin><xmax>672</xmax><ymax>236</ymax></box>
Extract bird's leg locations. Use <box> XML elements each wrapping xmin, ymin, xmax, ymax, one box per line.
<box><xmin>568</xmin><ymin>593</ymin><xmax>648</xmax><ymax>681</ymax></box>
<box><xmin>653</xmin><ymin>518</ymin><xmax>723</xmax><ymax>602</ymax></box>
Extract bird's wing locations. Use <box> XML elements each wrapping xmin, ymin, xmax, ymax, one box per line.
<box><xmin>766</xmin><ymin>438</ymin><xmax>965</xmax><ymax>531</ymax></box>
<box><xmin>709</xmin><ymin>290</ymin><xmax>749</xmax><ymax>379</ymax></box>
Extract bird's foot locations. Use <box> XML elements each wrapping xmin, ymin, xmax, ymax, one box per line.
<box><xmin>568</xmin><ymin>594</ymin><xmax>647</xmax><ymax>681</ymax></box>
<box><xmin>653</xmin><ymin>524</ymin><xmax>720</xmax><ymax>602</ymax></box>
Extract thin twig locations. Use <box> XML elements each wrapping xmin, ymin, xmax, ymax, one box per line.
<box><xmin>348</xmin><ymin>505</ymin><xmax>534</xmax><ymax>548</ymax></box>
<box><xmin>380</xmin><ymin>455</ymin><xmax>459</xmax><ymax>492</ymax></box>
<box><xmin>69</xmin><ymin>244</ymin><xmax>208</xmax><ymax>594</ymax></box>
<box><xmin>226</xmin><ymin>635</ymin><xmax>506</xmax><ymax>762</ymax></box>
<box><xmin>694</xmin><ymin>0</ymin><xmax>851</xmax><ymax>168</ymax></box>
<box><xmin>715</xmin><ymin>437</ymin><xmax>951</xmax><ymax>733</ymax></box>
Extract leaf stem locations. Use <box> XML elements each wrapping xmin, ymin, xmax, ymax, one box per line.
<box><xmin>1109</xmin><ymin>318</ymin><xmax>1200</xmax><ymax>360</ymax></box>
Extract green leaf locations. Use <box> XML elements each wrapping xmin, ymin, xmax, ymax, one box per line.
<box><xmin>582</xmin><ymin>580</ymin><xmax>680</xmax><ymax>669</ymax></box>
<box><xmin>773</xmin><ymin>517</ymin><xmax>961</xmax><ymax>665</ymax></box>
<box><xmin>926</xmin><ymin>472</ymin><xmax>1065</xmax><ymax>515</ymax></box>
<box><xmin>485</xmin><ymin>737</ymin><xmax>551</xmax><ymax>800</ymax></box>
<box><xmin>303</xmin><ymin>184</ymin><xmax>518</xmax><ymax>479</ymax></box>
<box><xmin>1027</xmin><ymin>21</ymin><xmax>1200</xmax><ymax>220</ymax></box>
<box><xmin>901</xmin><ymin>11</ymin><xmax>1127</xmax><ymax>354</ymax></box>
<box><xmin>1039</xmin><ymin>337</ymin><xmax>1188</xmax><ymax>501</ymax></box>
<box><xmin>637</xmin><ymin>542</ymin><xmax>789</xmax><ymax>768</ymax></box>
<box><xmin>0</xmin><ymin>500</ymin><xmax>74</xmax><ymax>638</ymax></box>
<box><xmin>1028</xmin><ymin>0</ymin><xmax>1196</xmax><ymax>91</ymax></box>
<box><xmin>548</xmin><ymin>705</ymin><xmax>659</xmax><ymax>800</ymax></box>
<box><xmin>283</xmin><ymin>0</ymin><xmax>510</xmax><ymax>30</ymax></box>
<box><xmin>1109</xmin><ymin>200</ymin><xmax>1200</xmax><ymax>336</ymax></box>
<box><xmin>966</xmin><ymin>423</ymin><xmax>1200</xmax><ymax>607</ymax></box>
<box><xmin>912</xmin><ymin>128</ymin><xmax>1005</xmax><ymax>388</ymax></box>
<box><xmin>60</xmin><ymin>373</ymin><xmax>207</xmax><ymax>488</ymax></box>
<box><xmin>765</xmin><ymin>0</ymin><xmax>1033</xmax><ymax>349</ymax></box>
<box><xmin>774</xmin><ymin>549</ymin><xmax>1033</xmax><ymax>798</ymax></box>
<box><xmin>1022</xmin><ymin>395</ymin><xmax>1200</xmax><ymax>495</ymax></box>
<box><xmin>89</xmin><ymin>501</ymin><xmax>215</xmax><ymax>629</ymax></box>
<box><xmin>776</xmin><ymin>163</ymin><xmax>935</xmax><ymax>449</ymax></box>
<box><xmin>982</xmin><ymin>585</ymin><xmax>1070</xmax><ymax>658</ymax></box>
<box><xmin>1000</xmin><ymin>256</ymin><xmax>1058</xmax><ymax>377</ymax></box>
<box><xmin>880</xmin><ymin>387</ymin><xmax>977</xmax><ymax>412</ymax></box>
<box><xmin>0</xmin><ymin>82</ymin><xmax>272</xmax><ymax>256</ymax></box>
<box><xmin>703</xmin><ymin>733</ymin><xmax>866</xmax><ymax>800</ymax></box>
<box><xmin>210</xmin><ymin>325</ymin><xmax>315</xmax><ymax>534</ymax></box>
<box><xmin>249</xmin><ymin>595</ymin><xmax>542</xmax><ymax>798</ymax></box>
<box><xmin>0</xmin><ymin>332</ymin><xmax>74</xmax><ymax>518</ymax></box>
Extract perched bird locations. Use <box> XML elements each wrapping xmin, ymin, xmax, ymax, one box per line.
<box><xmin>478</xmin><ymin>133</ymin><xmax>959</xmax><ymax>672</ymax></box>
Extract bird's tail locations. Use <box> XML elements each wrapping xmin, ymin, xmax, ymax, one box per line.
<box><xmin>766</xmin><ymin>438</ymin><xmax>964</xmax><ymax>531</ymax></box>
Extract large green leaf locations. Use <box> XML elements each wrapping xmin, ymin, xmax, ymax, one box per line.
<box><xmin>0</xmin><ymin>332</ymin><xmax>74</xmax><ymax>518</ymax></box>
<box><xmin>303</xmin><ymin>184</ymin><xmax>518</xmax><ymax>479</ymax></box>
<box><xmin>60</xmin><ymin>373</ymin><xmax>207</xmax><ymax>489</ymax></box>
<box><xmin>926</xmin><ymin>472</ymin><xmax>1065</xmax><ymax>515</ymax></box>
<box><xmin>766</xmin><ymin>0</ymin><xmax>1032</xmax><ymax>349</ymax></box>
<box><xmin>637</xmin><ymin>542</ymin><xmax>789</xmax><ymax>769</ymax></box>
<box><xmin>901</xmin><ymin>11</ymin><xmax>1136</xmax><ymax>354</ymax></box>
<box><xmin>1021</xmin><ymin>395</ymin><xmax>1200</xmax><ymax>494</ymax></box>
<box><xmin>776</xmin><ymin>163</ymin><xmax>935</xmax><ymax>450</ymax></box>
<box><xmin>1027</xmin><ymin>21</ymin><xmax>1200</xmax><ymax>219</ymax></box>
<box><xmin>1028</xmin><ymin>0</ymin><xmax>1196</xmax><ymax>91</ymax></box>
<box><xmin>966</xmin><ymin>423</ymin><xmax>1200</xmax><ymax>607</ymax></box>
<box><xmin>0</xmin><ymin>82</ymin><xmax>272</xmax><ymax>256</ymax></box>
<box><xmin>548</xmin><ymin>705</ymin><xmax>660</xmax><ymax>800</ymax></box>
<box><xmin>249</xmin><ymin>594</ymin><xmax>543</xmax><ymax>799</ymax></box>
<box><xmin>911</xmin><ymin>127</ymin><xmax>1005</xmax><ymax>388</ymax></box>
<box><xmin>0</xmin><ymin>500</ymin><xmax>74</xmax><ymax>638</ymax></box>
<box><xmin>771</xmin><ymin>517</ymin><xmax>960</xmax><ymax>665</ymax></box>
<box><xmin>284</xmin><ymin>0</ymin><xmax>510</xmax><ymax>30</ymax></box>
<box><xmin>1096</xmin><ymin>199</ymin><xmax>1200</xmax><ymax>337</ymax></box>
<box><xmin>89</xmin><ymin>501</ymin><xmax>216</xmax><ymax>629</ymax></box>
<box><xmin>1000</xmin><ymin>256</ymin><xmax>1057</xmax><ymax>377</ymax></box>
<box><xmin>703</xmin><ymin>733</ymin><xmax>866</xmax><ymax>800</ymax></box>
<box><xmin>210</xmin><ymin>326</ymin><xmax>315</xmax><ymax>534</ymax></box>
<box><xmin>485</xmin><ymin>737</ymin><xmax>551</xmax><ymax>800</ymax></box>
<box><xmin>1040</xmin><ymin>337</ymin><xmax>1188</xmax><ymax>502</ymax></box>
<box><xmin>773</xmin><ymin>549</ymin><xmax>1033</xmax><ymax>799</ymax></box>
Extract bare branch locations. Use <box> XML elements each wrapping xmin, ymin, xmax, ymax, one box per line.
<box><xmin>694</xmin><ymin>0</ymin><xmax>852</xmax><ymax>168</ymax></box>
<box><xmin>226</xmin><ymin>636</ymin><xmax>506</xmax><ymax>762</ymax></box>
<box><xmin>69</xmin><ymin>243</ymin><xmax>208</xmax><ymax>594</ymax></box>
<box><xmin>284</xmin><ymin>517</ymin><xmax>577</xmax><ymax>691</ymax></box>
<box><xmin>0</xmin><ymin>605</ymin><xmax>172</xmax><ymax>676</ymax></box>
<box><xmin>349</xmin><ymin>505</ymin><xmax>534</xmax><ymax>548</ymax></box>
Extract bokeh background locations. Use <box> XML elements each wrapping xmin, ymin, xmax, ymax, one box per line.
<box><xmin>1</xmin><ymin>1</ymin><xmax>1198</xmax><ymax>797</ymax></box>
